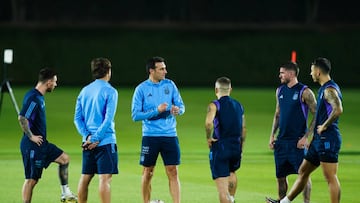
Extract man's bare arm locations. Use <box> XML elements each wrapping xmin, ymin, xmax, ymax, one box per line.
<box><xmin>18</xmin><ymin>115</ymin><xmax>43</xmax><ymax>146</ymax></box>
<box><xmin>269</xmin><ymin>89</ymin><xmax>280</xmax><ymax>149</ymax></box>
<box><xmin>297</xmin><ymin>88</ymin><xmax>317</xmax><ymax>148</ymax></box>
<box><xmin>317</xmin><ymin>87</ymin><xmax>343</xmax><ymax>134</ymax></box>
<box><xmin>205</xmin><ymin>103</ymin><xmax>217</xmax><ymax>148</ymax></box>
<box><xmin>18</xmin><ymin>115</ymin><xmax>34</xmax><ymax>139</ymax></box>
<box><xmin>302</xmin><ymin>88</ymin><xmax>317</xmax><ymax>137</ymax></box>
<box><xmin>322</xmin><ymin>87</ymin><xmax>343</xmax><ymax>127</ymax></box>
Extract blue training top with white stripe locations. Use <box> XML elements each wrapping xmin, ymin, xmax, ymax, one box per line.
<box><xmin>19</xmin><ymin>88</ymin><xmax>47</xmax><ymax>139</ymax></box>
<box><xmin>277</xmin><ymin>83</ymin><xmax>309</xmax><ymax>141</ymax></box>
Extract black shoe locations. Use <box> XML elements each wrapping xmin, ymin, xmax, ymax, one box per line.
<box><xmin>265</xmin><ymin>197</ymin><xmax>279</xmax><ymax>203</ymax></box>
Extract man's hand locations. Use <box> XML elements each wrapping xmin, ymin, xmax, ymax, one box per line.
<box><xmin>157</xmin><ymin>103</ymin><xmax>169</xmax><ymax>113</ymax></box>
<box><xmin>297</xmin><ymin>136</ymin><xmax>308</xmax><ymax>149</ymax></box>
<box><xmin>207</xmin><ymin>137</ymin><xmax>218</xmax><ymax>148</ymax></box>
<box><xmin>317</xmin><ymin>124</ymin><xmax>327</xmax><ymax>135</ymax></box>
<box><xmin>82</xmin><ymin>135</ymin><xmax>99</xmax><ymax>150</ymax></box>
<box><xmin>30</xmin><ymin>135</ymin><xmax>43</xmax><ymax>146</ymax></box>
<box><xmin>269</xmin><ymin>135</ymin><xmax>275</xmax><ymax>150</ymax></box>
<box><xmin>171</xmin><ymin>105</ymin><xmax>180</xmax><ymax>116</ymax></box>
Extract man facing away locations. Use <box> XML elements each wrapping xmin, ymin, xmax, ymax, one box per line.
<box><xmin>205</xmin><ymin>77</ymin><xmax>246</xmax><ymax>203</ymax></box>
<box><xmin>19</xmin><ymin>68</ymin><xmax>77</xmax><ymax>203</ymax></box>
<box><xmin>74</xmin><ymin>57</ymin><xmax>118</xmax><ymax>203</ymax></box>
<box><xmin>131</xmin><ymin>56</ymin><xmax>185</xmax><ymax>203</ymax></box>
<box><xmin>268</xmin><ymin>62</ymin><xmax>316</xmax><ymax>202</ymax></box>
<box><xmin>266</xmin><ymin>57</ymin><xmax>343</xmax><ymax>203</ymax></box>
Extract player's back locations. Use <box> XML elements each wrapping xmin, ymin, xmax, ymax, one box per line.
<box><xmin>213</xmin><ymin>96</ymin><xmax>244</xmax><ymax>140</ymax></box>
<box><xmin>77</xmin><ymin>79</ymin><xmax>117</xmax><ymax>129</ymax></box>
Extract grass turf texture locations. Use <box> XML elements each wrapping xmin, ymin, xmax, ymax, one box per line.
<box><xmin>0</xmin><ymin>87</ymin><xmax>359</xmax><ymax>202</ymax></box>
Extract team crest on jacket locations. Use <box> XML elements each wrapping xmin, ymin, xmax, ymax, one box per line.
<box><xmin>292</xmin><ymin>92</ymin><xmax>299</xmax><ymax>100</ymax></box>
<box><xmin>164</xmin><ymin>87</ymin><xmax>170</xmax><ymax>94</ymax></box>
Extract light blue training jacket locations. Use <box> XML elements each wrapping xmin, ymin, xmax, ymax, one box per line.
<box><xmin>74</xmin><ymin>79</ymin><xmax>118</xmax><ymax>146</ymax></box>
<box><xmin>131</xmin><ymin>78</ymin><xmax>185</xmax><ymax>137</ymax></box>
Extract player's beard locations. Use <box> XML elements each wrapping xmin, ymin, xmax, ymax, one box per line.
<box><xmin>46</xmin><ymin>86</ymin><xmax>55</xmax><ymax>92</ymax></box>
<box><xmin>281</xmin><ymin>78</ymin><xmax>290</xmax><ymax>84</ymax></box>
<box><xmin>311</xmin><ymin>74</ymin><xmax>318</xmax><ymax>83</ymax></box>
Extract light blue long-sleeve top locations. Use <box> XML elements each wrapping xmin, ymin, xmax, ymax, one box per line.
<box><xmin>131</xmin><ymin>78</ymin><xmax>185</xmax><ymax>137</ymax></box>
<box><xmin>74</xmin><ymin>79</ymin><xmax>118</xmax><ymax>146</ymax></box>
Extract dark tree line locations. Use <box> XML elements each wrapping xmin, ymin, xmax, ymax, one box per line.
<box><xmin>1</xmin><ymin>0</ymin><xmax>359</xmax><ymax>25</ymax></box>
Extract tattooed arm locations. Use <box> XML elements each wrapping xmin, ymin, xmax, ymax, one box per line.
<box><xmin>18</xmin><ymin>115</ymin><xmax>43</xmax><ymax>146</ymax></box>
<box><xmin>269</xmin><ymin>89</ymin><xmax>280</xmax><ymax>150</ymax></box>
<box><xmin>317</xmin><ymin>87</ymin><xmax>343</xmax><ymax>134</ymax></box>
<box><xmin>205</xmin><ymin>102</ymin><xmax>217</xmax><ymax>148</ymax></box>
<box><xmin>241</xmin><ymin>114</ymin><xmax>246</xmax><ymax>150</ymax></box>
<box><xmin>298</xmin><ymin>87</ymin><xmax>317</xmax><ymax>148</ymax></box>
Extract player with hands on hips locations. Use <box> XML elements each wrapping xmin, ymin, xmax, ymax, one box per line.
<box><xmin>266</xmin><ymin>57</ymin><xmax>343</xmax><ymax>203</ymax></box>
<box><xmin>19</xmin><ymin>68</ymin><xmax>77</xmax><ymax>203</ymax></box>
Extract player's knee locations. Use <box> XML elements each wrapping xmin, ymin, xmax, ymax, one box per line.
<box><xmin>165</xmin><ymin>166</ymin><xmax>178</xmax><ymax>177</ymax></box>
<box><xmin>25</xmin><ymin>179</ymin><xmax>38</xmax><ymax>187</ymax></box>
<box><xmin>99</xmin><ymin>174</ymin><xmax>112</xmax><ymax>185</ymax></box>
<box><xmin>298</xmin><ymin>166</ymin><xmax>312</xmax><ymax>178</ymax></box>
<box><xmin>322</xmin><ymin>173</ymin><xmax>337</xmax><ymax>184</ymax></box>
<box><xmin>143</xmin><ymin>167</ymin><xmax>155</xmax><ymax>178</ymax></box>
<box><xmin>60</xmin><ymin>152</ymin><xmax>70</xmax><ymax>164</ymax></box>
<box><xmin>298</xmin><ymin>172</ymin><xmax>309</xmax><ymax>181</ymax></box>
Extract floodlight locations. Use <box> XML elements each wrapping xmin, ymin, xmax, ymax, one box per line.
<box><xmin>4</xmin><ymin>49</ymin><xmax>13</xmax><ymax>64</ymax></box>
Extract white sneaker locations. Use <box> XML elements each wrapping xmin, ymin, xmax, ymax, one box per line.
<box><xmin>150</xmin><ymin>200</ymin><xmax>164</xmax><ymax>203</ymax></box>
<box><xmin>61</xmin><ymin>192</ymin><xmax>78</xmax><ymax>202</ymax></box>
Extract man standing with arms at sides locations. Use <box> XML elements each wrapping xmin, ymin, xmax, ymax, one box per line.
<box><xmin>74</xmin><ymin>58</ymin><xmax>118</xmax><ymax>203</ymax></box>
<box><xmin>266</xmin><ymin>57</ymin><xmax>343</xmax><ymax>203</ymax></box>
<box><xmin>19</xmin><ymin>68</ymin><xmax>77</xmax><ymax>203</ymax></box>
<box><xmin>131</xmin><ymin>56</ymin><xmax>185</xmax><ymax>203</ymax></box>
<box><xmin>267</xmin><ymin>62</ymin><xmax>317</xmax><ymax>203</ymax></box>
<box><xmin>205</xmin><ymin>77</ymin><xmax>246</xmax><ymax>203</ymax></box>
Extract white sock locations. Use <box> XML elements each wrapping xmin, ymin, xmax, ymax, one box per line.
<box><xmin>230</xmin><ymin>195</ymin><xmax>235</xmax><ymax>203</ymax></box>
<box><xmin>61</xmin><ymin>185</ymin><xmax>71</xmax><ymax>195</ymax></box>
<box><xmin>280</xmin><ymin>196</ymin><xmax>291</xmax><ymax>203</ymax></box>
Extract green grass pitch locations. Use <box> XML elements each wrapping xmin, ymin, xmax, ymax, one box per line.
<box><xmin>0</xmin><ymin>87</ymin><xmax>359</xmax><ymax>202</ymax></box>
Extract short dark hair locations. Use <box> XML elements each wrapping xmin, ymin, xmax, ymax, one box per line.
<box><xmin>38</xmin><ymin>68</ymin><xmax>57</xmax><ymax>83</ymax></box>
<box><xmin>91</xmin><ymin>57</ymin><xmax>112</xmax><ymax>79</ymax></box>
<box><xmin>216</xmin><ymin>76</ymin><xmax>231</xmax><ymax>87</ymax></box>
<box><xmin>280</xmin><ymin>61</ymin><xmax>299</xmax><ymax>76</ymax></box>
<box><xmin>312</xmin><ymin>57</ymin><xmax>331</xmax><ymax>74</ymax></box>
<box><xmin>145</xmin><ymin>56</ymin><xmax>165</xmax><ymax>73</ymax></box>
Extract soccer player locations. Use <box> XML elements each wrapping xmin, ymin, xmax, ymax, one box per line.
<box><xmin>131</xmin><ymin>56</ymin><xmax>185</xmax><ymax>203</ymax></box>
<box><xmin>205</xmin><ymin>77</ymin><xmax>246</xmax><ymax>203</ymax></box>
<box><xmin>19</xmin><ymin>68</ymin><xmax>77</xmax><ymax>203</ymax></box>
<box><xmin>266</xmin><ymin>57</ymin><xmax>343</xmax><ymax>203</ymax></box>
<box><xmin>267</xmin><ymin>62</ymin><xmax>316</xmax><ymax>202</ymax></box>
<box><xmin>74</xmin><ymin>58</ymin><xmax>118</xmax><ymax>203</ymax></box>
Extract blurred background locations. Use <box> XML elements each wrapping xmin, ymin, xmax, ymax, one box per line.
<box><xmin>1</xmin><ymin>0</ymin><xmax>360</xmax><ymax>87</ymax></box>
